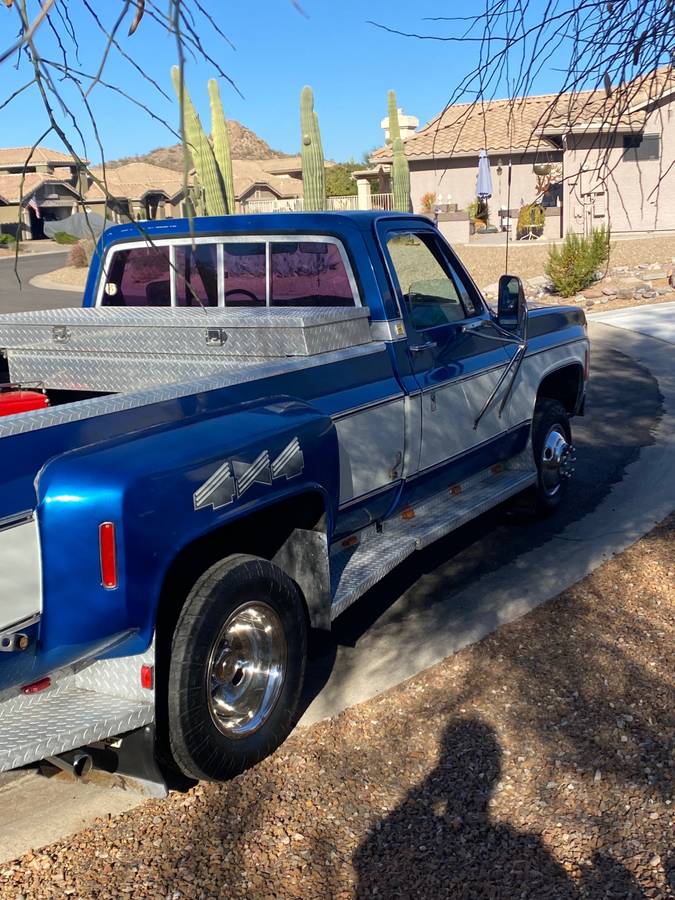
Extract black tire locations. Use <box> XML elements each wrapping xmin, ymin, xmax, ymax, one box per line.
<box><xmin>531</xmin><ymin>398</ymin><xmax>573</xmax><ymax>515</ymax></box>
<box><xmin>167</xmin><ymin>554</ymin><xmax>307</xmax><ymax>781</ymax></box>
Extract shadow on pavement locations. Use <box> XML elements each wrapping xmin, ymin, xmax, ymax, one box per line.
<box><xmin>353</xmin><ymin>719</ymin><xmax>646</xmax><ymax>899</ymax></box>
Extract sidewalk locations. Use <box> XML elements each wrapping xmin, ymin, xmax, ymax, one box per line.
<box><xmin>589</xmin><ymin>300</ymin><xmax>675</xmax><ymax>343</ymax></box>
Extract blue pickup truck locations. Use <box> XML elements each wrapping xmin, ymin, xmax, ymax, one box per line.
<box><xmin>0</xmin><ymin>212</ymin><xmax>587</xmax><ymax>783</ymax></box>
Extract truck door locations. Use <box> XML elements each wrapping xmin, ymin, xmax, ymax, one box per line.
<box><xmin>379</xmin><ymin>223</ymin><xmax>518</xmax><ymax>480</ymax></box>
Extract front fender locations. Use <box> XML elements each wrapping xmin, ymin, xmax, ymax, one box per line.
<box><xmin>35</xmin><ymin>396</ymin><xmax>338</xmax><ymax>675</ymax></box>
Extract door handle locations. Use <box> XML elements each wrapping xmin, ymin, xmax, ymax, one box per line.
<box><xmin>410</xmin><ymin>340</ymin><xmax>437</xmax><ymax>352</ymax></box>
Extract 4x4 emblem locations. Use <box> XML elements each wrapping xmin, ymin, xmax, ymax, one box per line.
<box><xmin>194</xmin><ymin>437</ymin><xmax>304</xmax><ymax>511</ymax></box>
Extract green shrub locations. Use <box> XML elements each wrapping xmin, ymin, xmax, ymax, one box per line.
<box><xmin>53</xmin><ymin>231</ymin><xmax>79</xmax><ymax>245</ymax></box>
<box><xmin>516</xmin><ymin>203</ymin><xmax>545</xmax><ymax>238</ymax></box>
<box><xmin>589</xmin><ymin>225</ymin><xmax>610</xmax><ymax>270</ymax></box>
<box><xmin>546</xmin><ymin>227</ymin><xmax>611</xmax><ymax>297</ymax></box>
<box><xmin>0</xmin><ymin>232</ymin><xmax>15</xmax><ymax>245</ymax></box>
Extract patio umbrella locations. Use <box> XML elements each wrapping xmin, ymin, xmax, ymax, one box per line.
<box><xmin>476</xmin><ymin>149</ymin><xmax>493</xmax><ymax>199</ymax></box>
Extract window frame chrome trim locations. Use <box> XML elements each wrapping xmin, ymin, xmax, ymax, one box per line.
<box><xmin>169</xmin><ymin>243</ymin><xmax>177</xmax><ymax>307</ymax></box>
<box><xmin>217</xmin><ymin>243</ymin><xmax>225</xmax><ymax>307</ymax></box>
<box><xmin>96</xmin><ymin>233</ymin><xmax>363</xmax><ymax>310</ymax></box>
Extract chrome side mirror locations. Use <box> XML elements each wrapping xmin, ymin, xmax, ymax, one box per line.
<box><xmin>497</xmin><ymin>274</ymin><xmax>526</xmax><ymax>332</ymax></box>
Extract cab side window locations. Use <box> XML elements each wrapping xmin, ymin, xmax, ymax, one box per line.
<box><xmin>386</xmin><ymin>232</ymin><xmax>477</xmax><ymax>329</ymax></box>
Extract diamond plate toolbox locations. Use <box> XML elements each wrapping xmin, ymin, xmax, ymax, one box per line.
<box><xmin>0</xmin><ymin>306</ymin><xmax>372</xmax><ymax>392</ymax></box>
<box><xmin>0</xmin><ymin>306</ymin><xmax>372</xmax><ymax>357</ymax></box>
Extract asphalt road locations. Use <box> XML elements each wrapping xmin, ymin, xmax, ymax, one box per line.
<box><xmin>0</xmin><ymin>251</ymin><xmax>78</xmax><ymax>313</ymax></box>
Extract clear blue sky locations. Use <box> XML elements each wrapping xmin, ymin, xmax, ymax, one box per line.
<box><xmin>2</xmin><ymin>1</ymin><xmax>578</xmax><ymax>163</ymax></box>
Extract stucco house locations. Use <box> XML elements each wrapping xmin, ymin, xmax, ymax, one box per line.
<box><xmin>0</xmin><ymin>150</ymin><xmax>306</xmax><ymax>237</ymax></box>
<box><xmin>368</xmin><ymin>65</ymin><xmax>675</xmax><ymax>237</ymax></box>
<box><xmin>85</xmin><ymin>162</ymin><xmax>188</xmax><ymax>222</ymax></box>
<box><xmin>0</xmin><ymin>147</ymin><xmax>88</xmax><ymax>239</ymax></box>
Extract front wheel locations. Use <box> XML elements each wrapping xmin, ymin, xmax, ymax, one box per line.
<box><xmin>167</xmin><ymin>554</ymin><xmax>307</xmax><ymax>781</ymax></box>
<box><xmin>531</xmin><ymin>398</ymin><xmax>576</xmax><ymax>515</ymax></box>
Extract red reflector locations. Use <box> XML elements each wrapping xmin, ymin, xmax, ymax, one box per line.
<box><xmin>140</xmin><ymin>665</ymin><xmax>154</xmax><ymax>690</ymax></box>
<box><xmin>21</xmin><ymin>676</ymin><xmax>51</xmax><ymax>694</ymax></box>
<box><xmin>99</xmin><ymin>522</ymin><xmax>118</xmax><ymax>589</ymax></box>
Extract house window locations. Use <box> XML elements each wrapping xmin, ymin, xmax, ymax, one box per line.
<box><xmin>623</xmin><ymin>133</ymin><xmax>660</xmax><ymax>161</ymax></box>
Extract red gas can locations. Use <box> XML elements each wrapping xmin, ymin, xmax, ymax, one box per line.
<box><xmin>0</xmin><ymin>389</ymin><xmax>49</xmax><ymax>417</ymax></box>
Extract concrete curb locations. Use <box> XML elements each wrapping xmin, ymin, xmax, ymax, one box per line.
<box><xmin>29</xmin><ymin>271</ymin><xmax>85</xmax><ymax>294</ymax></box>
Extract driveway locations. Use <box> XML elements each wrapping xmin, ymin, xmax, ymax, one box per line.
<box><xmin>1</xmin><ymin>304</ymin><xmax>674</xmax><ymax>864</ymax></box>
<box><xmin>0</xmin><ymin>251</ymin><xmax>79</xmax><ymax>313</ymax></box>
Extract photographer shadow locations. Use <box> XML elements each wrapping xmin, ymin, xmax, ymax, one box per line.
<box><xmin>353</xmin><ymin>718</ymin><xmax>646</xmax><ymax>899</ymax></box>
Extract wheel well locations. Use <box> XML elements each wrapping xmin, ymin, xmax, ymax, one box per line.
<box><xmin>537</xmin><ymin>364</ymin><xmax>583</xmax><ymax>415</ymax></box>
<box><xmin>153</xmin><ymin>490</ymin><xmax>326</xmax><ymax>774</ymax></box>
<box><xmin>156</xmin><ymin>490</ymin><xmax>325</xmax><ymax>639</ymax></box>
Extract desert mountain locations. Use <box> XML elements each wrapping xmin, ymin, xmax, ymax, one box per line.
<box><xmin>108</xmin><ymin>120</ymin><xmax>292</xmax><ymax>170</ymax></box>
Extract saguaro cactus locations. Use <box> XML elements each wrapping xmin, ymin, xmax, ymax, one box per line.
<box><xmin>208</xmin><ymin>79</ymin><xmax>235</xmax><ymax>214</ymax></box>
<box><xmin>388</xmin><ymin>90</ymin><xmax>411</xmax><ymax>213</ymax></box>
<box><xmin>387</xmin><ymin>89</ymin><xmax>401</xmax><ymax>144</ymax></box>
<box><xmin>300</xmin><ymin>86</ymin><xmax>326</xmax><ymax>212</ymax></box>
<box><xmin>171</xmin><ymin>66</ymin><xmax>226</xmax><ymax>217</ymax></box>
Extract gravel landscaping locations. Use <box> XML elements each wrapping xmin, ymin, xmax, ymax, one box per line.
<box><xmin>460</xmin><ymin>233</ymin><xmax>675</xmax><ymax>292</ymax></box>
<box><xmin>1</xmin><ymin>514</ymin><xmax>672</xmax><ymax>899</ymax></box>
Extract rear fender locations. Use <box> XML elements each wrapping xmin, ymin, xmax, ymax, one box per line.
<box><xmin>35</xmin><ymin>397</ymin><xmax>338</xmax><ymax>673</ymax></box>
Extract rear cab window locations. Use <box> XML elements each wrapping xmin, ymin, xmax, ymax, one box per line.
<box><xmin>99</xmin><ymin>236</ymin><xmax>360</xmax><ymax>309</ymax></box>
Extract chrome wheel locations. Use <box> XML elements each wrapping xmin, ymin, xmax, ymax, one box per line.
<box><xmin>540</xmin><ymin>425</ymin><xmax>576</xmax><ymax>497</ymax></box>
<box><xmin>207</xmin><ymin>601</ymin><xmax>287</xmax><ymax>739</ymax></box>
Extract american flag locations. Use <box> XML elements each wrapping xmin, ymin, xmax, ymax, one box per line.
<box><xmin>27</xmin><ymin>196</ymin><xmax>41</xmax><ymax>219</ymax></box>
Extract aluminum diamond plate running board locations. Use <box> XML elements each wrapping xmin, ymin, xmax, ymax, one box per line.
<box><xmin>0</xmin><ymin>649</ymin><xmax>154</xmax><ymax>773</ymax></box>
<box><xmin>330</xmin><ymin>464</ymin><xmax>537</xmax><ymax>620</ymax></box>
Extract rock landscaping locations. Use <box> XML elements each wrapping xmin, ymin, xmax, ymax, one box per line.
<box><xmin>0</xmin><ymin>514</ymin><xmax>672</xmax><ymax>899</ymax></box>
<box><xmin>483</xmin><ymin>260</ymin><xmax>675</xmax><ymax>314</ymax></box>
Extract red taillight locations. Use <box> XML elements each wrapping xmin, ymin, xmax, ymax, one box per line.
<box><xmin>99</xmin><ymin>522</ymin><xmax>118</xmax><ymax>589</ymax></box>
<box><xmin>21</xmin><ymin>677</ymin><xmax>51</xmax><ymax>694</ymax></box>
<box><xmin>140</xmin><ymin>664</ymin><xmax>154</xmax><ymax>690</ymax></box>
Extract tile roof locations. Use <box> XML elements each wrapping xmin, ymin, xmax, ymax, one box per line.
<box><xmin>371</xmin><ymin>66</ymin><xmax>675</xmax><ymax>162</ymax></box>
<box><xmin>86</xmin><ymin>162</ymin><xmax>186</xmax><ymax>202</ymax></box>
<box><xmin>83</xmin><ymin>159</ymin><xmax>304</xmax><ymax>203</ymax></box>
<box><xmin>255</xmin><ymin>156</ymin><xmax>303</xmax><ymax>175</ymax></box>
<box><xmin>0</xmin><ymin>146</ymin><xmax>86</xmax><ymax>168</ymax></box>
<box><xmin>231</xmin><ymin>159</ymin><xmax>303</xmax><ymax>199</ymax></box>
<box><xmin>0</xmin><ymin>172</ymin><xmax>80</xmax><ymax>204</ymax></box>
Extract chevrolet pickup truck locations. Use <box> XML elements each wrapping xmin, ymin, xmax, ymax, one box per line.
<box><xmin>0</xmin><ymin>212</ymin><xmax>587</xmax><ymax>783</ymax></box>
